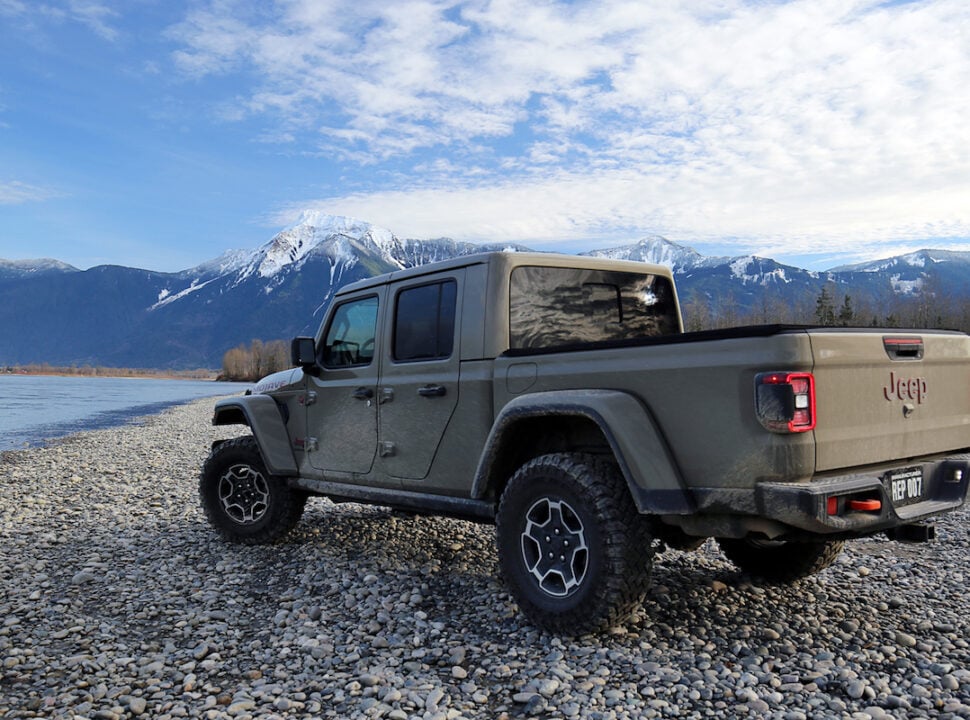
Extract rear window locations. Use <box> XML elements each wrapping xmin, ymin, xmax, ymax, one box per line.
<box><xmin>509</xmin><ymin>266</ymin><xmax>679</xmax><ymax>351</ymax></box>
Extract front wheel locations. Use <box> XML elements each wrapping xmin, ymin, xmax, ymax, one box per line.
<box><xmin>495</xmin><ymin>453</ymin><xmax>654</xmax><ymax>634</ymax></box>
<box><xmin>200</xmin><ymin>436</ymin><xmax>307</xmax><ymax>544</ymax></box>
<box><xmin>716</xmin><ymin>536</ymin><xmax>844</xmax><ymax>583</ymax></box>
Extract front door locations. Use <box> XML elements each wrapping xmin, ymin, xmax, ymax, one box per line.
<box><xmin>306</xmin><ymin>291</ymin><xmax>383</xmax><ymax>477</ymax></box>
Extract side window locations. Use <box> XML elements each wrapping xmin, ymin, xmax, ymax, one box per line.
<box><xmin>393</xmin><ymin>280</ymin><xmax>457</xmax><ymax>362</ymax></box>
<box><xmin>509</xmin><ymin>266</ymin><xmax>679</xmax><ymax>350</ymax></box>
<box><xmin>321</xmin><ymin>296</ymin><xmax>379</xmax><ymax>368</ymax></box>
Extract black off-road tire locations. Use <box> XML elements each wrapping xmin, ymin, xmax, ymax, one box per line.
<box><xmin>200</xmin><ymin>436</ymin><xmax>307</xmax><ymax>544</ymax></box>
<box><xmin>716</xmin><ymin>536</ymin><xmax>844</xmax><ymax>583</ymax></box>
<box><xmin>496</xmin><ymin>453</ymin><xmax>654</xmax><ymax>634</ymax></box>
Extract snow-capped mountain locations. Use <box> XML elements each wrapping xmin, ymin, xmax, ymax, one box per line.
<box><xmin>0</xmin><ymin>258</ymin><xmax>78</xmax><ymax>280</ymax></box>
<box><xmin>2</xmin><ymin>213</ymin><xmax>969</xmax><ymax>369</ymax></box>
<box><xmin>582</xmin><ymin>236</ymin><xmax>724</xmax><ymax>272</ymax></box>
<box><xmin>149</xmin><ymin>213</ymin><xmax>391</xmax><ymax>312</ymax></box>
<box><xmin>149</xmin><ymin>211</ymin><xmax>532</xmax><ymax>317</ymax></box>
<box><xmin>827</xmin><ymin>249</ymin><xmax>970</xmax><ymax>299</ymax></box>
<box><xmin>831</xmin><ymin>249</ymin><xmax>968</xmax><ymax>273</ymax></box>
<box><xmin>249</xmin><ymin>212</ymin><xmax>391</xmax><ymax>279</ymax></box>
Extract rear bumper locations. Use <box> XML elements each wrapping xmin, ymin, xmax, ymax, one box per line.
<box><xmin>686</xmin><ymin>454</ymin><xmax>970</xmax><ymax>539</ymax></box>
<box><xmin>756</xmin><ymin>454</ymin><xmax>970</xmax><ymax>536</ymax></box>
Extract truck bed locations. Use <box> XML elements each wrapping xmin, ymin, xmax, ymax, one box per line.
<box><xmin>496</xmin><ymin>324</ymin><xmax>970</xmax><ymax>487</ymax></box>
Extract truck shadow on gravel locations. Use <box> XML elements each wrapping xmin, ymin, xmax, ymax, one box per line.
<box><xmin>304</xmin><ymin>506</ymin><xmax>949</xmax><ymax>654</ymax></box>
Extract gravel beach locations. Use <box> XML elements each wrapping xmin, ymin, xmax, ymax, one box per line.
<box><xmin>1</xmin><ymin>397</ymin><xmax>969</xmax><ymax>719</ymax></box>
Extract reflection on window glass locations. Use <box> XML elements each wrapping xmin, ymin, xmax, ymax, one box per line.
<box><xmin>322</xmin><ymin>296</ymin><xmax>379</xmax><ymax>367</ymax></box>
<box><xmin>509</xmin><ymin>266</ymin><xmax>678</xmax><ymax>350</ymax></box>
<box><xmin>394</xmin><ymin>280</ymin><xmax>457</xmax><ymax>361</ymax></box>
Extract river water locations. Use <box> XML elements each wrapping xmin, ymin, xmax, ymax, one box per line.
<box><xmin>0</xmin><ymin>375</ymin><xmax>252</xmax><ymax>451</ymax></box>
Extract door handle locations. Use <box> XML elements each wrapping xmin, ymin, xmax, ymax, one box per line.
<box><xmin>352</xmin><ymin>387</ymin><xmax>374</xmax><ymax>400</ymax></box>
<box><xmin>417</xmin><ymin>384</ymin><xmax>447</xmax><ymax>398</ymax></box>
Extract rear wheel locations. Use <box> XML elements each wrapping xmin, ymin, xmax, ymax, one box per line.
<box><xmin>496</xmin><ymin>453</ymin><xmax>654</xmax><ymax>634</ymax></box>
<box><xmin>200</xmin><ymin>436</ymin><xmax>307</xmax><ymax>544</ymax></box>
<box><xmin>716</xmin><ymin>536</ymin><xmax>844</xmax><ymax>583</ymax></box>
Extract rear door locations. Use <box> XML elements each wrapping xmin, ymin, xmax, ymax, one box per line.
<box><xmin>377</xmin><ymin>271</ymin><xmax>463</xmax><ymax>480</ymax></box>
<box><xmin>811</xmin><ymin>330</ymin><xmax>970</xmax><ymax>471</ymax></box>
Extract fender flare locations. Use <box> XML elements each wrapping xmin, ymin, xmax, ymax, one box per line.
<box><xmin>472</xmin><ymin>389</ymin><xmax>695</xmax><ymax>515</ymax></box>
<box><xmin>212</xmin><ymin>395</ymin><xmax>298</xmax><ymax>476</ymax></box>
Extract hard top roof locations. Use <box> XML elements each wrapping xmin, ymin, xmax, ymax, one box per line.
<box><xmin>334</xmin><ymin>251</ymin><xmax>672</xmax><ymax>296</ymax></box>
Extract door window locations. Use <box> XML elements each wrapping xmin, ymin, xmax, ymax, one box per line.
<box><xmin>393</xmin><ymin>280</ymin><xmax>457</xmax><ymax>362</ymax></box>
<box><xmin>321</xmin><ymin>296</ymin><xmax>379</xmax><ymax>368</ymax></box>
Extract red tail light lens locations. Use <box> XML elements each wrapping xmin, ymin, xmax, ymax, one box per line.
<box><xmin>756</xmin><ymin>372</ymin><xmax>816</xmax><ymax>433</ymax></box>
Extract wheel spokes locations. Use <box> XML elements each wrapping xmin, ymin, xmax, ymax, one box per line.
<box><xmin>218</xmin><ymin>464</ymin><xmax>270</xmax><ymax>524</ymax></box>
<box><xmin>521</xmin><ymin>498</ymin><xmax>589</xmax><ymax>597</ymax></box>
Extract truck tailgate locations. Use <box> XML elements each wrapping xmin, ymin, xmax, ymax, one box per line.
<box><xmin>811</xmin><ymin>330</ymin><xmax>970</xmax><ymax>471</ymax></box>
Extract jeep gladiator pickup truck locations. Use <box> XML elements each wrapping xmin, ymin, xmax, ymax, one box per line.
<box><xmin>201</xmin><ymin>252</ymin><xmax>970</xmax><ymax>633</ymax></box>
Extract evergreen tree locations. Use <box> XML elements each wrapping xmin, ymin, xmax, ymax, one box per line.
<box><xmin>815</xmin><ymin>286</ymin><xmax>836</xmax><ymax>325</ymax></box>
<box><xmin>838</xmin><ymin>295</ymin><xmax>854</xmax><ymax>326</ymax></box>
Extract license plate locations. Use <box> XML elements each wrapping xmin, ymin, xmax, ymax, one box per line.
<box><xmin>884</xmin><ymin>467</ymin><xmax>925</xmax><ymax>507</ymax></box>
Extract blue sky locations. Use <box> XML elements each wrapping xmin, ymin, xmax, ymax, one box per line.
<box><xmin>1</xmin><ymin>0</ymin><xmax>969</xmax><ymax>272</ymax></box>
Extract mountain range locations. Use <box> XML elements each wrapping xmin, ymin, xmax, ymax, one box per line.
<box><xmin>2</xmin><ymin>211</ymin><xmax>967</xmax><ymax>369</ymax></box>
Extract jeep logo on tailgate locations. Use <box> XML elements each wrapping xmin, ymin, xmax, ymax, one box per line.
<box><xmin>883</xmin><ymin>371</ymin><xmax>927</xmax><ymax>404</ymax></box>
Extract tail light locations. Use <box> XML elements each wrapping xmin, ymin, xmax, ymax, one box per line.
<box><xmin>755</xmin><ymin>372</ymin><xmax>816</xmax><ymax>433</ymax></box>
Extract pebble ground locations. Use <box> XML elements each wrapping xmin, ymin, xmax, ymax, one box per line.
<box><xmin>1</xmin><ymin>398</ymin><xmax>969</xmax><ymax>719</ymax></box>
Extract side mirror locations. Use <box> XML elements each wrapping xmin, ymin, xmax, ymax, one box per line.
<box><xmin>291</xmin><ymin>336</ymin><xmax>316</xmax><ymax>368</ymax></box>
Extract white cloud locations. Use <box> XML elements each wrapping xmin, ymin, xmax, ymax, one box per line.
<box><xmin>171</xmin><ymin>0</ymin><xmax>970</xmax><ymax>262</ymax></box>
<box><xmin>0</xmin><ymin>180</ymin><xmax>57</xmax><ymax>205</ymax></box>
<box><xmin>279</xmin><ymin>168</ymin><xmax>970</xmax><ymax>253</ymax></box>
<box><xmin>0</xmin><ymin>0</ymin><xmax>25</xmax><ymax>15</ymax></box>
<box><xmin>0</xmin><ymin>0</ymin><xmax>119</xmax><ymax>40</ymax></box>
<box><xmin>66</xmin><ymin>0</ymin><xmax>119</xmax><ymax>41</ymax></box>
